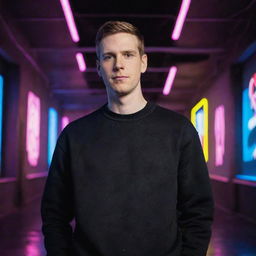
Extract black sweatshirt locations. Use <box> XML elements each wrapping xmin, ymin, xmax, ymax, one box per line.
<box><xmin>41</xmin><ymin>101</ymin><xmax>214</xmax><ymax>256</ymax></box>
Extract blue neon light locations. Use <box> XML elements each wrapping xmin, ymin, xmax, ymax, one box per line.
<box><xmin>0</xmin><ymin>75</ymin><xmax>3</xmax><ymax>171</ymax></box>
<box><xmin>236</xmin><ymin>174</ymin><xmax>256</xmax><ymax>182</ymax></box>
<box><xmin>48</xmin><ymin>108</ymin><xmax>58</xmax><ymax>166</ymax></box>
<box><xmin>242</xmin><ymin>88</ymin><xmax>255</xmax><ymax>162</ymax></box>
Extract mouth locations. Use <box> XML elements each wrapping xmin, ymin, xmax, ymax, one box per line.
<box><xmin>112</xmin><ymin>76</ymin><xmax>129</xmax><ymax>80</ymax></box>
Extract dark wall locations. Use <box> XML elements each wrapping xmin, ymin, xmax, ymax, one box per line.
<box><xmin>0</xmin><ymin>12</ymin><xmax>52</xmax><ymax>217</ymax></box>
<box><xmin>190</xmin><ymin>57</ymin><xmax>256</xmax><ymax>221</ymax></box>
<box><xmin>235</xmin><ymin>182</ymin><xmax>256</xmax><ymax>221</ymax></box>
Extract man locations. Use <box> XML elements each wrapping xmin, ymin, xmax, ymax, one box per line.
<box><xmin>41</xmin><ymin>21</ymin><xmax>214</xmax><ymax>256</ymax></box>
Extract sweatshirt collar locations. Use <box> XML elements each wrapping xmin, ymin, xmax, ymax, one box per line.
<box><xmin>101</xmin><ymin>101</ymin><xmax>155</xmax><ymax>121</ymax></box>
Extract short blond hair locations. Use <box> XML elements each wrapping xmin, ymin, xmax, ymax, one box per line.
<box><xmin>95</xmin><ymin>21</ymin><xmax>145</xmax><ymax>58</ymax></box>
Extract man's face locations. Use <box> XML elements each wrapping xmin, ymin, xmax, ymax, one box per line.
<box><xmin>97</xmin><ymin>33</ymin><xmax>147</xmax><ymax>96</ymax></box>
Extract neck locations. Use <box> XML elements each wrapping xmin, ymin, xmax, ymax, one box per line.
<box><xmin>106</xmin><ymin>85</ymin><xmax>147</xmax><ymax>115</ymax></box>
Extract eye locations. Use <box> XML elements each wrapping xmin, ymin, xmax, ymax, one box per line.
<box><xmin>124</xmin><ymin>52</ymin><xmax>135</xmax><ymax>58</ymax></box>
<box><xmin>103</xmin><ymin>55</ymin><xmax>112</xmax><ymax>60</ymax></box>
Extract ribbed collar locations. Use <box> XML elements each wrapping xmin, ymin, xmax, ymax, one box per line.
<box><xmin>101</xmin><ymin>101</ymin><xmax>156</xmax><ymax>121</ymax></box>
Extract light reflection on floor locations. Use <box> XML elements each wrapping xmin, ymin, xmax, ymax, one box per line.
<box><xmin>25</xmin><ymin>231</ymin><xmax>42</xmax><ymax>256</ymax></box>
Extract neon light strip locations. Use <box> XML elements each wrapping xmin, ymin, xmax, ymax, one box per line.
<box><xmin>60</xmin><ymin>0</ymin><xmax>80</xmax><ymax>42</ymax></box>
<box><xmin>236</xmin><ymin>174</ymin><xmax>256</xmax><ymax>182</ymax></box>
<box><xmin>163</xmin><ymin>66</ymin><xmax>177</xmax><ymax>95</ymax></box>
<box><xmin>61</xmin><ymin>116</ymin><xmax>69</xmax><ymax>130</ymax></box>
<box><xmin>76</xmin><ymin>53</ymin><xmax>87</xmax><ymax>72</ymax></box>
<box><xmin>172</xmin><ymin>0</ymin><xmax>191</xmax><ymax>40</ymax></box>
<box><xmin>0</xmin><ymin>75</ymin><xmax>3</xmax><ymax>171</ymax></box>
<box><xmin>191</xmin><ymin>98</ymin><xmax>209</xmax><ymax>162</ymax></box>
<box><xmin>209</xmin><ymin>174</ymin><xmax>229</xmax><ymax>183</ymax></box>
<box><xmin>48</xmin><ymin>108</ymin><xmax>58</xmax><ymax>166</ymax></box>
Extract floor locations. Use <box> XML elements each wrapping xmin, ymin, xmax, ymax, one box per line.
<box><xmin>0</xmin><ymin>199</ymin><xmax>256</xmax><ymax>256</ymax></box>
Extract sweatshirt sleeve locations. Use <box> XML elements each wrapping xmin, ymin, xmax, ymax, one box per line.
<box><xmin>177</xmin><ymin>120</ymin><xmax>214</xmax><ymax>256</ymax></box>
<box><xmin>41</xmin><ymin>131</ymin><xmax>74</xmax><ymax>256</ymax></box>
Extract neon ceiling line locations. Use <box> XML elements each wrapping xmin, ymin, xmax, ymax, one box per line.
<box><xmin>76</xmin><ymin>53</ymin><xmax>87</xmax><ymax>72</ymax></box>
<box><xmin>163</xmin><ymin>66</ymin><xmax>177</xmax><ymax>95</ymax></box>
<box><xmin>172</xmin><ymin>0</ymin><xmax>191</xmax><ymax>40</ymax></box>
<box><xmin>60</xmin><ymin>0</ymin><xmax>80</xmax><ymax>42</ymax></box>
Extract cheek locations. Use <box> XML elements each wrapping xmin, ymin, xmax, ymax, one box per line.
<box><xmin>100</xmin><ymin>66</ymin><xmax>110</xmax><ymax>78</ymax></box>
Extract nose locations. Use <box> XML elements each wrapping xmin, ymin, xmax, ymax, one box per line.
<box><xmin>113</xmin><ymin>55</ymin><xmax>124</xmax><ymax>71</ymax></box>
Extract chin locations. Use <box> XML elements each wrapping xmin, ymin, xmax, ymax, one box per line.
<box><xmin>110</xmin><ymin>86</ymin><xmax>133</xmax><ymax>96</ymax></box>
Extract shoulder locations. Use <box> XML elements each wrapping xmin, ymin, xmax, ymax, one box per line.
<box><xmin>64</xmin><ymin>105</ymin><xmax>105</xmax><ymax>132</ymax></box>
<box><xmin>153</xmin><ymin>103</ymin><xmax>190</xmax><ymax>127</ymax></box>
<box><xmin>152</xmin><ymin>103</ymin><xmax>199</xmax><ymax>144</ymax></box>
<box><xmin>56</xmin><ymin>104</ymin><xmax>105</xmax><ymax>147</ymax></box>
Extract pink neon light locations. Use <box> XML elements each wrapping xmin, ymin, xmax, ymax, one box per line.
<box><xmin>163</xmin><ymin>66</ymin><xmax>177</xmax><ymax>95</ymax></box>
<box><xmin>26</xmin><ymin>91</ymin><xmax>41</xmax><ymax>167</ymax></box>
<box><xmin>172</xmin><ymin>0</ymin><xmax>191</xmax><ymax>40</ymax></box>
<box><xmin>60</xmin><ymin>0</ymin><xmax>80</xmax><ymax>42</ymax></box>
<box><xmin>214</xmin><ymin>105</ymin><xmax>225</xmax><ymax>166</ymax></box>
<box><xmin>76</xmin><ymin>53</ymin><xmax>87</xmax><ymax>72</ymax></box>
<box><xmin>61</xmin><ymin>116</ymin><xmax>70</xmax><ymax>130</ymax></box>
<box><xmin>248</xmin><ymin>73</ymin><xmax>256</xmax><ymax>114</ymax></box>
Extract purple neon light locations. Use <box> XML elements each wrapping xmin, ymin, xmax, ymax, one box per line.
<box><xmin>214</xmin><ymin>105</ymin><xmax>225</xmax><ymax>166</ymax></box>
<box><xmin>163</xmin><ymin>66</ymin><xmax>177</xmax><ymax>95</ymax></box>
<box><xmin>26</xmin><ymin>91</ymin><xmax>41</xmax><ymax>167</ymax></box>
<box><xmin>172</xmin><ymin>0</ymin><xmax>191</xmax><ymax>40</ymax></box>
<box><xmin>76</xmin><ymin>53</ymin><xmax>86</xmax><ymax>72</ymax></box>
<box><xmin>60</xmin><ymin>0</ymin><xmax>80</xmax><ymax>42</ymax></box>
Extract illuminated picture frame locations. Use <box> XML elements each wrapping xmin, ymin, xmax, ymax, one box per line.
<box><xmin>26</xmin><ymin>91</ymin><xmax>41</xmax><ymax>167</ymax></box>
<box><xmin>214</xmin><ymin>105</ymin><xmax>225</xmax><ymax>166</ymax></box>
<box><xmin>242</xmin><ymin>73</ymin><xmax>256</xmax><ymax>162</ymax></box>
<box><xmin>191</xmin><ymin>98</ymin><xmax>209</xmax><ymax>162</ymax></box>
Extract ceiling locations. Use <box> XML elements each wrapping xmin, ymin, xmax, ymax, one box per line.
<box><xmin>2</xmin><ymin>0</ymin><xmax>256</xmax><ymax>113</ymax></box>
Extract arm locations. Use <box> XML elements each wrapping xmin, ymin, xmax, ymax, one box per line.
<box><xmin>177</xmin><ymin>120</ymin><xmax>214</xmax><ymax>256</ymax></box>
<box><xmin>41</xmin><ymin>132</ymin><xmax>74</xmax><ymax>256</ymax></box>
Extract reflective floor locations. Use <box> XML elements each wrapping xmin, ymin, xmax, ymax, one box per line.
<box><xmin>0</xmin><ymin>198</ymin><xmax>256</xmax><ymax>256</ymax></box>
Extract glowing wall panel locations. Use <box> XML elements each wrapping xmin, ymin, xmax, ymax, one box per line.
<box><xmin>0</xmin><ymin>75</ymin><xmax>3</xmax><ymax>171</ymax></box>
<box><xmin>191</xmin><ymin>98</ymin><xmax>209</xmax><ymax>162</ymax></box>
<box><xmin>61</xmin><ymin>116</ymin><xmax>69</xmax><ymax>130</ymax></box>
<box><xmin>214</xmin><ymin>105</ymin><xmax>225</xmax><ymax>166</ymax></box>
<box><xmin>48</xmin><ymin>108</ymin><xmax>58</xmax><ymax>166</ymax></box>
<box><xmin>26</xmin><ymin>91</ymin><xmax>41</xmax><ymax>166</ymax></box>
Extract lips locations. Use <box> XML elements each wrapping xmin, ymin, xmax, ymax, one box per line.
<box><xmin>112</xmin><ymin>76</ymin><xmax>128</xmax><ymax>79</ymax></box>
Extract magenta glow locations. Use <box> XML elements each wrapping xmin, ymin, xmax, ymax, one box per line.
<box><xmin>163</xmin><ymin>66</ymin><xmax>177</xmax><ymax>95</ymax></box>
<box><xmin>214</xmin><ymin>105</ymin><xmax>225</xmax><ymax>166</ymax></box>
<box><xmin>76</xmin><ymin>53</ymin><xmax>87</xmax><ymax>72</ymax></box>
<box><xmin>62</xmin><ymin>116</ymin><xmax>70</xmax><ymax>130</ymax></box>
<box><xmin>26</xmin><ymin>91</ymin><xmax>41</xmax><ymax>167</ymax></box>
<box><xmin>60</xmin><ymin>0</ymin><xmax>80</xmax><ymax>42</ymax></box>
<box><xmin>172</xmin><ymin>0</ymin><xmax>191</xmax><ymax>40</ymax></box>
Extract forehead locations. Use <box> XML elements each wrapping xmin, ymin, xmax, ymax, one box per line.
<box><xmin>99</xmin><ymin>32</ymin><xmax>140</xmax><ymax>54</ymax></box>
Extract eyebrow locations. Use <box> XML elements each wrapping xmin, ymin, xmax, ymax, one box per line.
<box><xmin>102</xmin><ymin>50</ymin><xmax>138</xmax><ymax>56</ymax></box>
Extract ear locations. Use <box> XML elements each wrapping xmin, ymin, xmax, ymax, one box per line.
<box><xmin>141</xmin><ymin>54</ymin><xmax>148</xmax><ymax>73</ymax></box>
<box><xmin>96</xmin><ymin>59</ymin><xmax>102</xmax><ymax>77</ymax></box>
